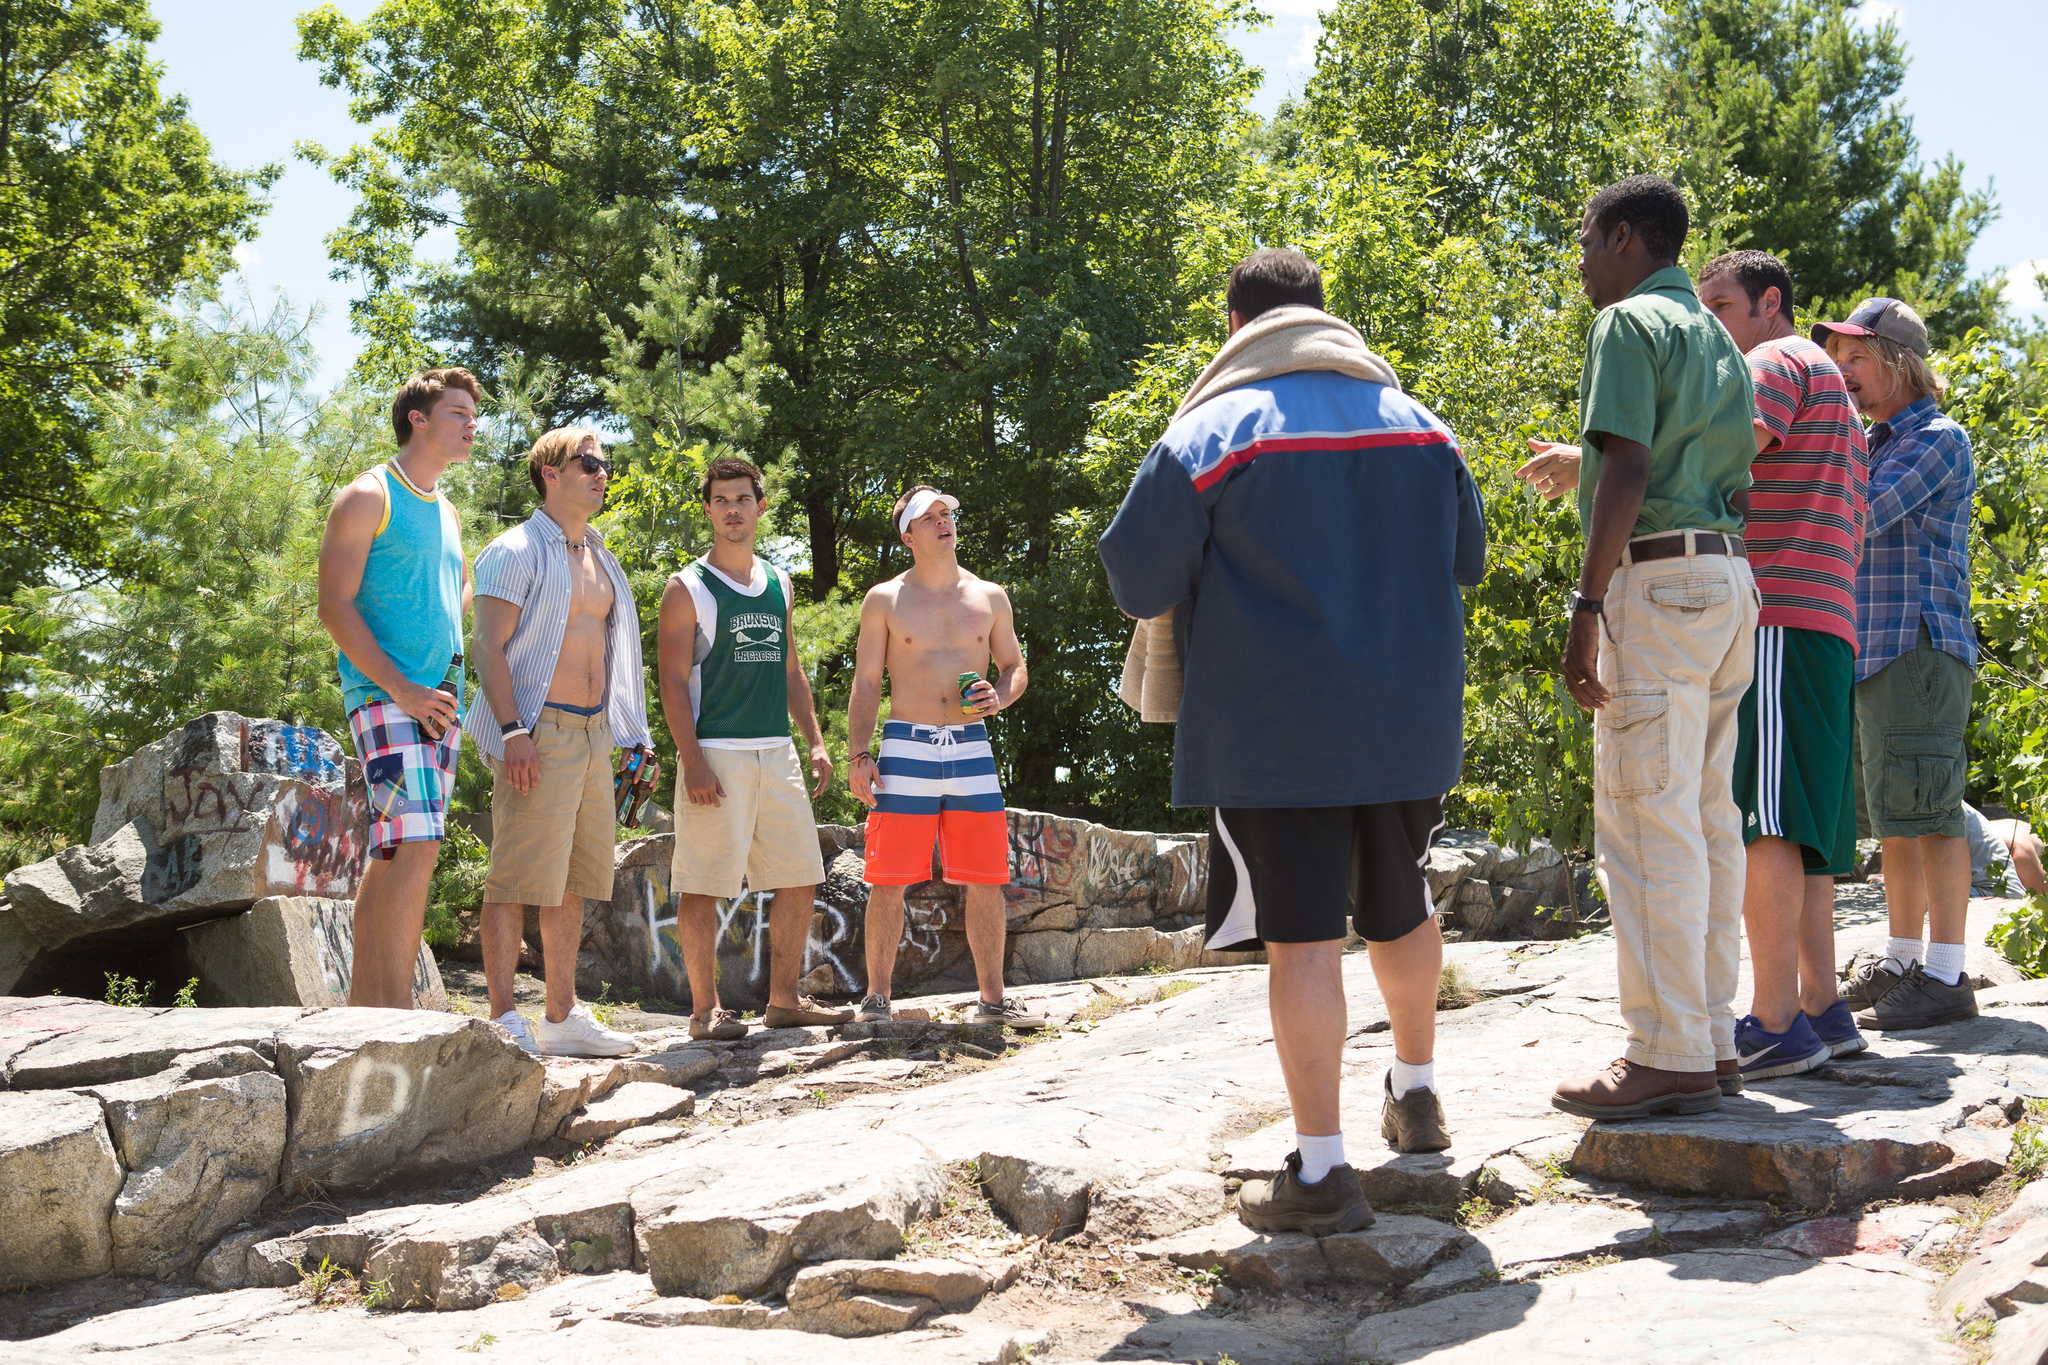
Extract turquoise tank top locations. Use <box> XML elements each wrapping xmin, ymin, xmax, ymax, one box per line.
<box><xmin>337</xmin><ymin>464</ymin><xmax>467</xmax><ymax>716</ymax></box>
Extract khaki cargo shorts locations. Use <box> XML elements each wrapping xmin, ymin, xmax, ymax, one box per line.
<box><xmin>485</xmin><ymin>708</ymin><xmax>617</xmax><ymax>906</ymax></box>
<box><xmin>671</xmin><ymin>743</ymin><xmax>826</xmax><ymax>898</ymax></box>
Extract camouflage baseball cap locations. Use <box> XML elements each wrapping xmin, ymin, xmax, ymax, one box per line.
<box><xmin>1810</xmin><ymin>297</ymin><xmax>1930</xmax><ymax>358</ymax></box>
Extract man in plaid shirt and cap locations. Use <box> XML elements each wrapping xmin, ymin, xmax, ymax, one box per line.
<box><xmin>1815</xmin><ymin>298</ymin><xmax>1981</xmax><ymax>1030</ymax></box>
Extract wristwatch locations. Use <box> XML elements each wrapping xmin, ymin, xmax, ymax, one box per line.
<box><xmin>1568</xmin><ymin>589</ymin><xmax>1604</xmax><ymax>616</ymax></box>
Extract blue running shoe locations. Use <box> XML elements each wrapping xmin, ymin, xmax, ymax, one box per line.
<box><xmin>1804</xmin><ymin>1000</ymin><xmax>1868</xmax><ymax>1058</ymax></box>
<box><xmin>1734</xmin><ymin>1013</ymin><xmax>1830</xmax><ymax>1080</ymax></box>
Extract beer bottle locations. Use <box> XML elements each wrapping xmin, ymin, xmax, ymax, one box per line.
<box><xmin>424</xmin><ymin>653</ymin><xmax>463</xmax><ymax>740</ymax></box>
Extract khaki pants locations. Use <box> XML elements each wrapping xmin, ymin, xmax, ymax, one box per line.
<box><xmin>1594</xmin><ymin>544</ymin><xmax>1759</xmax><ymax>1072</ymax></box>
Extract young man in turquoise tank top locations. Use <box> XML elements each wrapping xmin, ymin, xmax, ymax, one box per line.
<box><xmin>317</xmin><ymin>368</ymin><xmax>479</xmax><ymax>1010</ymax></box>
<box><xmin>656</xmin><ymin>455</ymin><xmax>851</xmax><ymax>1039</ymax></box>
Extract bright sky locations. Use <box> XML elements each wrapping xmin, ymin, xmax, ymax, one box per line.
<box><xmin>151</xmin><ymin>0</ymin><xmax>2045</xmax><ymax>389</ymax></box>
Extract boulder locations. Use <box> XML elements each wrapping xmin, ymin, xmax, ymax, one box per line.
<box><xmin>272</xmin><ymin>1010</ymin><xmax>544</xmax><ymax>1194</ymax></box>
<box><xmin>83</xmin><ymin>1046</ymin><xmax>287</xmax><ymax>1277</ymax></box>
<box><xmin>5</xmin><ymin>821</ymin><xmax>162</xmax><ymax>951</ymax></box>
<box><xmin>180</xmin><ymin>895</ymin><xmax>445</xmax><ymax>1010</ymax></box>
<box><xmin>979</xmin><ymin>1151</ymin><xmax>1093</xmax><ymax>1239</ymax></box>
<box><xmin>560</xmin><ymin>1081</ymin><xmax>696</xmax><ymax>1143</ymax></box>
<box><xmin>7</xmin><ymin>715</ymin><xmax>369</xmax><ymax>954</ymax></box>
<box><xmin>1571</xmin><ymin>1063</ymin><xmax>2014</xmax><ymax>1206</ymax></box>
<box><xmin>0</xmin><ymin>1090</ymin><xmax>123</xmax><ymax>1290</ymax></box>
<box><xmin>1008</xmin><ymin>929</ymin><xmax>1078</xmax><ymax>984</ymax></box>
<box><xmin>5</xmin><ymin>1004</ymin><xmax>308</xmax><ymax>1089</ymax></box>
<box><xmin>1142</xmin><ymin>1214</ymin><xmax>1470</xmax><ymax>1292</ymax></box>
<box><xmin>639</xmin><ymin>1133</ymin><xmax>948</xmax><ymax>1297</ymax></box>
<box><xmin>785</xmin><ymin>1259</ymin><xmax>998</xmax><ymax>1336</ymax></box>
<box><xmin>0</xmin><ymin>907</ymin><xmax>44</xmax><ymax>994</ymax></box>
<box><xmin>1002</xmin><ymin>809</ymin><xmax>1092</xmax><ymax>919</ymax></box>
<box><xmin>1087</xmin><ymin>1171</ymin><xmax>1227</xmax><ymax>1242</ymax></box>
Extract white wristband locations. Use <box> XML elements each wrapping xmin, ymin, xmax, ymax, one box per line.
<box><xmin>502</xmin><ymin>727</ymin><xmax>530</xmax><ymax>741</ymax></box>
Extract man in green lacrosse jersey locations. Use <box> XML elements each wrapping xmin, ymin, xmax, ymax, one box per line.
<box><xmin>656</xmin><ymin>455</ymin><xmax>851</xmax><ymax>1040</ymax></box>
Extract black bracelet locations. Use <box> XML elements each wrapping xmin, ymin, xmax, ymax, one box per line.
<box><xmin>853</xmin><ymin>750</ymin><xmax>875</xmax><ymax>764</ymax></box>
<box><xmin>499</xmin><ymin>717</ymin><xmax>525</xmax><ymax>735</ymax></box>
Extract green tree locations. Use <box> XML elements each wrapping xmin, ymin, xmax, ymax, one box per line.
<box><xmin>0</xmin><ymin>285</ymin><xmax>383</xmax><ymax>839</ymax></box>
<box><xmin>0</xmin><ymin>0</ymin><xmax>273</xmax><ymax>603</ymax></box>
<box><xmin>1655</xmin><ymin>0</ymin><xmax>2000</xmax><ymax>339</ymax></box>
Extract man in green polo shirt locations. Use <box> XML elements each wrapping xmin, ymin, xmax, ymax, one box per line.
<box><xmin>1514</xmin><ymin>174</ymin><xmax>1759</xmax><ymax>1119</ymax></box>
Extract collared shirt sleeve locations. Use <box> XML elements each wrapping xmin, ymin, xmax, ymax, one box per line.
<box><xmin>472</xmin><ymin>537</ymin><xmax>531</xmax><ymax>605</ymax></box>
<box><xmin>1866</xmin><ymin>423</ymin><xmax>1966</xmax><ymax>537</ymax></box>
<box><xmin>1099</xmin><ymin>440</ymin><xmax>1209</xmax><ymax>620</ymax></box>
<box><xmin>1579</xmin><ymin>311</ymin><xmax>1659</xmax><ymax>450</ymax></box>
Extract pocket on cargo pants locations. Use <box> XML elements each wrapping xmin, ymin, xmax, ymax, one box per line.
<box><xmin>1598</xmin><ymin>687</ymin><xmax>1672</xmax><ymax>797</ymax></box>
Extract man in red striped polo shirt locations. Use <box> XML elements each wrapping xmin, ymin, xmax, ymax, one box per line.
<box><xmin>1698</xmin><ymin>251</ymin><xmax>1871</xmax><ymax>1082</ymax></box>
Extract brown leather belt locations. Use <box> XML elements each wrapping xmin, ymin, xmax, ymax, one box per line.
<box><xmin>1621</xmin><ymin>531</ymin><xmax>1746</xmax><ymax>566</ymax></box>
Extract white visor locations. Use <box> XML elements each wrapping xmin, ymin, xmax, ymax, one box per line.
<box><xmin>898</xmin><ymin>488</ymin><xmax>960</xmax><ymax>534</ymax></box>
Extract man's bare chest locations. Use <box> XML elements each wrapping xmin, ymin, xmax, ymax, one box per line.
<box><xmin>565</xmin><ymin>554</ymin><xmax>615</xmax><ymax>622</ymax></box>
<box><xmin>891</xmin><ymin>591</ymin><xmax>992</xmax><ymax>653</ymax></box>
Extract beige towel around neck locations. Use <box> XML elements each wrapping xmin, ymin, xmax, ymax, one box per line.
<box><xmin>1119</xmin><ymin>307</ymin><xmax>1403</xmax><ymax>723</ymax></box>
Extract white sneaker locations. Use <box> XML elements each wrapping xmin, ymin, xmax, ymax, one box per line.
<box><xmin>535</xmin><ymin>1003</ymin><xmax>637</xmax><ymax>1058</ymax></box>
<box><xmin>494</xmin><ymin>1009</ymin><xmax>538</xmax><ymax>1053</ymax></box>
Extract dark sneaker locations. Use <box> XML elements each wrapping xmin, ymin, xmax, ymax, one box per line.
<box><xmin>1734</xmin><ymin>1013</ymin><xmax>1830</xmax><ymax>1081</ymax></box>
<box><xmin>1716</xmin><ymin>1059</ymin><xmax>1744</xmax><ymax>1097</ymax></box>
<box><xmin>1840</xmin><ymin>951</ymin><xmax>1904</xmax><ymax>1011</ymax></box>
<box><xmin>1853</xmin><ymin>963</ymin><xmax>1978</xmax><ymax>1030</ymax></box>
<box><xmin>967</xmin><ymin>997</ymin><xmax>1046</xmax><ymax>1031</ymax></box>
<box><xmin>1380</xmin><ymin>1072</ymin><xmax>1451</xmax><ymax>1153</ymax></box>
<box><xmin>690</xmin><ymin>1008</ymin><xmax>748</xmax><ymax>1042</ymax></box>
<box><xmin>1804</xmin><ymin>1000</ymin><xmax>1868</xmax><ymax>1057</ymax></box>
<box><xmin>763</xmin><ymin>996</ymin><xmax>855</xmax><ymax>1028</ymax></box>
<box><xmin>1551</xmin><ymin>1059</ymin><xmax>1722</xmax><ymax>1120</ymax></box>
<box><xmin>855</xmin><ymin>993</ymin><xmax>892</xmax><ymax>1023</ymax></box>
<box><xmin>1237</xmin><ymin>1152</ymin><xmax>1376</xmax><ymax>1236</ymax></box>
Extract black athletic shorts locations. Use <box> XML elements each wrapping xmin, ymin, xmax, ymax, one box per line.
<box><xmin>1205</xmin><ymin>798</ymin><xmax>1446</xmax><ymax>950</ymax></box>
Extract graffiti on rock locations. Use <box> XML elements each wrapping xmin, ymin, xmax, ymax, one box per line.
<box><xmin>634</xmin><ymin>866</ymin><xmax>866</xmax><ymax>1000</ymax></box>
<box><xmin>309</xmin><ymin>897</ymin><xmax>436</xmax><ymax>1005</ymax></box>
<box><xmin>338</xmin><ymin>1055</ymin><xmax>431</xmax><ymax>1137</ymax></box>
<box><xmin>161</xmin><ymin>767</ymin><xmax>258</xmax><ymax>838</ymax></box>
<box><xmin>142</xmin><ymin>833</ymin><xmax>204</xmax><ymax>903</ymax></box>
<box><xmin>256</xmin><ymin>724</ymin><xmax>343</xmax><ymax>781</ymax></box>
<box><xmin>1006</xmin><ymin>810</ymin><xmax>1084</xmax><ymax>909</ymax></box>
<box><xmin>263</xmin><ymin>785</ymin><xmax>366</xmax><ymax>898</ymax></box>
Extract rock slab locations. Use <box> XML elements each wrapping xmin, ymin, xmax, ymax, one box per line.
<box><xmin>180</xmin><ymin>895</ymin><xmax>445</xmax><ymax>1010</ymax></box>
<box><xmin>0</xmin><ymin>1090</ymin><xmax>123</xmax><ymax>1290</ymax></box>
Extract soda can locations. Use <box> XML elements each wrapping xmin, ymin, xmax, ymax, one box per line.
<box><xmin>958</xmin><ymin>671</ymin><xmax>982</xmax><ymax>715</ymax></box>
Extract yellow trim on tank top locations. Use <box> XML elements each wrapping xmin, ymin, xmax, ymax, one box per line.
<box><xmin>385</xmin><ymin>457</ymin><xmax>442</xmax><ymax>502</ymax></box>
<box><xmin>371</xmin><ymin>465</ymin><xmax>393</xmax><ymax>539</ymax></box>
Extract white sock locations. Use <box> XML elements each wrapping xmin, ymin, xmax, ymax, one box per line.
<box><xmin>1923</xmin><ymin>941</ymin><xmax>1967</xmax><ymax>987</ymax></box>
<box><xmin>1390</xmin><ymin>1058</ymin><xmax>1436</xmax><ymax>1100</ymax></box>
<box><xmin>1885</xmin><ymin>937</ymin><xmax>1925</xmax><ymax>970</ymax></box>
<box><xmin>1295</xmin><ymin>1132</ymin><xmax>1345</xmax><ymax>1184</ymax></box>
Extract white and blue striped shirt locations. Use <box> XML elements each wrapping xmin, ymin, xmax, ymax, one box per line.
<box><xmin>460</xmin><ymin>507</ymin><xmax>653</xmax><ymax>761</ymax></box>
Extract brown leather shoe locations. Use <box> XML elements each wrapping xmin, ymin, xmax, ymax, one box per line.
<box><xmin>1551</xmin><ymin>1058</ymin><xmax>1723</xmax><ymax>1120</ymax></box>
<box><xmin>1716</xmin><ymin>1058</ymin><xmax>1744</xmax><ymax>1097</ymax></box>
<box><xmin>763</xmin><ymin>995</ymin><xmax>855</xmax><ymax>1028</ymax></box>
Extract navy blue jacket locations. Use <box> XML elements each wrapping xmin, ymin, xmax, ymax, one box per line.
<box><xmin>1098</xmin><ymin>370</ymin><xmax>1486</xmax><ymax>808</ymax></box>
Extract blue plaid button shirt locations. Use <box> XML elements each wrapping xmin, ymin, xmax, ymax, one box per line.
<box><xmin>1854</xmin><ymin>396</ymin><xmax>1978</xmax><ymax>681</ymax></box>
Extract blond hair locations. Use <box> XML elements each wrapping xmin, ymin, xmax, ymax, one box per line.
<box><xmin>1827</xmin><ymin>331</ymin><xmax>1946</xmax><ymax>405</ymax></box>
<box><xmin>527</xmin><ymin>426</ymin><xmax>600</xmax><ymax>499</ymax></box>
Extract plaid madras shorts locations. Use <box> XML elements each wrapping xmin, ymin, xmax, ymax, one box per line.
<box><xmin>348</xmin><ymin>699</ymin><xmax>462</xmax><ymax>859</ymax></box>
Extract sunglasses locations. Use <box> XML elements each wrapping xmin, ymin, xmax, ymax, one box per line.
<box><xmin>562</xmin><ymin>453</ymin><xmax>613</xmax><ymax>477</ymax></box>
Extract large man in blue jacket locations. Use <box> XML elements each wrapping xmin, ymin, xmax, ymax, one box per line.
<box><xmin>1100</xmin><ymin>249</ymin><xmax>1487</xmax><ymax>1235</ymax></box>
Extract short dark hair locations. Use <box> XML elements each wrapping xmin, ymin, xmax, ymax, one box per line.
<box><xmin>699</xmin><ymin>454</ymin><xmax>764</xmax><ymax>502</ymax></box>
<box><xmin>1699</xmin><ymin>249</ymin><xmax>1796</xmax><ymax>321</ymax></box>
<box><xmin>1226</xmin><ymin>248</ymin><xmax>1325</xmax><ymax>322</ymax></box>
<box><xmin>1587</xmin><ymin>175</ymin><xmax>1689</xmax><ymax>262</ymax></box>
<box><xmin>390</xmin><ymin>368</ymin><xmax>483</xmax><ymax>447</ymax></box>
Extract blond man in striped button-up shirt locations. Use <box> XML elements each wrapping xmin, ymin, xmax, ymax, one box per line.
<box><xmin>462</xmin><ymin>426</ymin><xmax>654</xmax><ymax>1057</ymax></box>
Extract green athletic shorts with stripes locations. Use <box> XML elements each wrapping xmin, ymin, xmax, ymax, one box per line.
<box><xmin>1735</xmin><ymin>625</ymin><xmax>1858</xmax><ymax>875</ymax></box>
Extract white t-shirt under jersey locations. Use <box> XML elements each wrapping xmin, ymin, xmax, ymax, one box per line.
<box><xmin>675</xmin><ymin>556</ymin><xmax>795</xmax><ymax>752</ymax></box>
